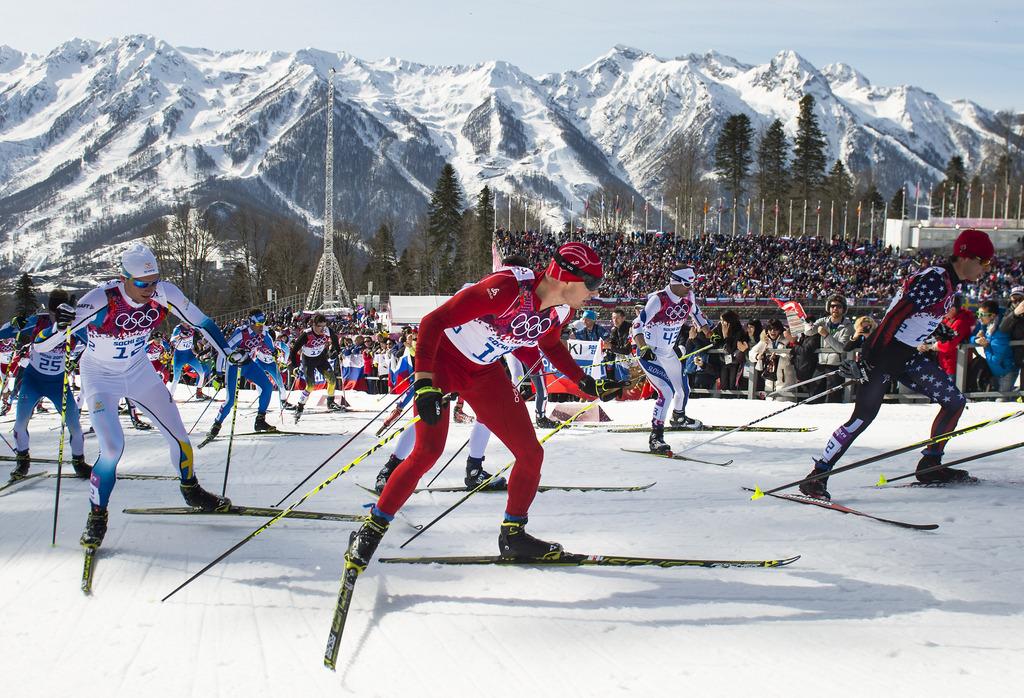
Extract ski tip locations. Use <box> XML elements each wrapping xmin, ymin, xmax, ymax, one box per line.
<box><xmin>876</xmin><ymin>474</ymin><xmax>888</xmax><ymax>487</ymax></box>
<box><xmin>750</xmin><ymin>486</ymin><xmax>765</xmax><ymax>500</ymax></box>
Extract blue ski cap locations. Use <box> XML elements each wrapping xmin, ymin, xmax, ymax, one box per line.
<box><xmin>670</xmin><ymin>267</ymin><xmax>696</xmax><ymax>286</ymax></box>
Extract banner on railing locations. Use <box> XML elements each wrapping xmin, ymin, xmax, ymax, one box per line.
<box><xmin>543</xmin><ymin>340</ymin><xmax>604</xmax><ymax>397</ymax></box>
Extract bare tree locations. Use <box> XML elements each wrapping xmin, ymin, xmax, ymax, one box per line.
<box><xmin>147</xmin><ymin>202</ymin><xmax>220</xmax><ymax>302</ymax></box>
<box><xmin>661</xmin><ymin>127</ymin><xmax>713</xmax><ymax>235</ymax></box>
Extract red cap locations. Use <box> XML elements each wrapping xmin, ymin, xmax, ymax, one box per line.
<box><xmin>545</xmin><ymin>241</ymin><xmax>603</xmax><ymax>285</ymax></box>
<box><xmin>953</xmin><ymin>228</ymin><xmax>994</xmax><ymax>260</ymax></box>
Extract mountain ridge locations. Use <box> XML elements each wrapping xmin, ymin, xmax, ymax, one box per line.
<box><xmin>0</xmin><ymin>36</ymin><xmax>1013</xmax><ymax>277</ymax></box>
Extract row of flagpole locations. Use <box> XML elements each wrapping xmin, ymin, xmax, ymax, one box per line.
<box><xmin>491</xmin><ymin>183</ymin><xmax>1024</xmax><ymax>240</ymax></box>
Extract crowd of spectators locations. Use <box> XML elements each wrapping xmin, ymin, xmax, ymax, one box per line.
<box><xmin>495</xmin><ymin>229</ymin><xmax>1023</xmax><ymax>302</ymax></box>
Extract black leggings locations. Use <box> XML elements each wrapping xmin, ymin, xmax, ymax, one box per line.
<box><xmin>818</xmin><ymin>353</ymin><xmax>966</xmax><ymax>468</ymax></box>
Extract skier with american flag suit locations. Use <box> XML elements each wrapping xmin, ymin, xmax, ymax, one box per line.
<box><xmin>799</xmin><ymin>229</ymin><xmax>995</xmax><ymax>499</ymax></box>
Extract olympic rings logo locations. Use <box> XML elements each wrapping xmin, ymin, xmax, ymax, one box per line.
<box><xmin>664</xmin><ymin>304</ymin><xmax>689</xmax><ymax>321</ymax></box>
<box><xmin>510</xmin><ymin>313</ymin><xmax>553</xmax><ymax>340</ymax></box>
<box><xmin>115</xmin><ymin>307</ymin><xmax>161</xmax><ymax>332</ymax></box>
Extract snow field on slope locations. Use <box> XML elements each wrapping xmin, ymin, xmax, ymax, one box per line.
<box><xmin>1</xmin><ymin>390</ymin><xmax>1023</xmax><ymax>697</ymax></box>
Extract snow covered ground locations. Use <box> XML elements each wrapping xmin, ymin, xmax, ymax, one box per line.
<box><xmin>2</xmin><ymin>390</ymin><xmax>1023</xmax><ymax>697</ymax></box>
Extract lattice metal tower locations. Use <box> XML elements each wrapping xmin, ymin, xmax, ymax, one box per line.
<box><xmin>306</xmin><ymin>67</ymin><xmax>351</xmax><ymax>309</ymax></box>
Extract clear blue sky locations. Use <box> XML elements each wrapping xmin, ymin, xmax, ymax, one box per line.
<box><xmin>6</xmin><ymin>0</ymin><xmax>1020</xmax><ymax>110</ymax></box>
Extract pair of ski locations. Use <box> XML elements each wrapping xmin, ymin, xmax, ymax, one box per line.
<box><xmin>356</xmin><ymin>482</ymin><xmax>656</xmax><ymax>495</ymax></box>
<box><xmin>82</xmin><ymin>505</ymin><xmax>363</xmax><ymax>595</ymax></box>
<box><xmin>323</xmin><ymin>550</ymin><xmax>801</xmax><ymax>670</ymax></box>
<box><xmin>747</xmin><ymin>412</ymin><xmax>1024</xmax><ymax>530</ymax></box>
<box><xmin>602</xmin><ymin>424</ymin><xmax>816</xmax><ymax>434</ymax></box>
<box><xmin>196</xmin><ymin>428</ymin><xmax>341</xmax><ymax>449</ymax></box>
<box><xmin>0</xmin><ymin>471</ymin><xmax>176</xmax><ymax>494</ymax></box>
<box><xmin>620</xmin><ymin>449</ymin><xmax>733</xmax><ymax>467</ymax></box>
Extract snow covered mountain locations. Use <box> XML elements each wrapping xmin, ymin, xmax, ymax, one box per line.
<box><xmin>0</xmin><ymin>36</ymin><xmax>1010</xmax><ymax>276</ymax></box>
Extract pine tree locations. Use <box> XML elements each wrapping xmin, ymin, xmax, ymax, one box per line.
<box><xmin>790</xmin><ymin>95</ymin><xmax>828</xmax><ymax>201</ymax></box>
<box><xmin>365</xmin><ymin>222</ymin><xmax>399</xmax><ymax>298</ymax></box>
<box><xmin>822</xmin><ymin>160</ymin><xmax>853</xmax><ymax>208</ymax></box>
<box><xmin>425</xmin><ymin>164</ymin><xmax>465</xmax><ymax>292</ymax></box>
<box><xmin>14</xmin><ymin>273</ymin><xmax>38</xmax><ymax>317</ymax></box>
<box><xmin>714</xmin><ymin>114</ymin><xmax>754</xmax><ymax>218</ymax></box>
<box><xmin>756</xmin><ymin>119</ymin><xmax>789</xmax><ymax>206</ymax></box>
<box><xmin>863</xmin><ymin>183</ymin><xmax>885</xmax><ymax>211</ymax></box>
<box><xmin>474</xmin><ymin>186</ymin><xmax>495</xmax><ymax>278</ymax></box>
<box><xmin>890</xmin><ymin>187</ymin><xmax>906</xmax><ymax>219</ymax></box>
<box><xmin>933</xmin><ymin>156</ymin><xmax>969</xmax><ymax>216</ymax></box>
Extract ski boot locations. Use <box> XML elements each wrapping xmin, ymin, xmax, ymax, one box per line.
<box><xmin>669</xmin><ymin>410</ymin><xmax>703</xmax><ymax>430</ymax></box>
<box><xmin>71</xmin><ymin>454</ymin><xmax>91</xmax><ymax>479</ymax></box>
<box><xmin>293</xmin><ymin>403</ymin><xmax>304</xmax><ymax>424</ymax></box>
<box><xmin>326</xmin><ymin>396</ymin><xmax>344</xmax><ymax>412</ymax></box>
<box><xmin>80</xmin><ymin>505</ymin><xmax>108</xmax><ymax>549</ymax></box>
<box><xmin>535</xmin><ymin>414</ymin><xmax>559</xmax><ymax>429</ymax></box>
<box><xmin>374</xmin><ymin>454</ymin><xmax>402</xmax><ymax>494</ymax></box>
<box><xmin>130</xmin><ymin>412</ymin><xmax>152</xmax><ymax>430</ymax></box>
<box><xmin>345</xmin><ymin>511</ymin><xmax>390</xmax><ymax>571</ymax></box>
<box><xmin>282</xmin><ymin>401</ymin><xmax>297</xmax><ymax>411</ymax></box>
<box><xmin>499</xmin><ymin>517</ymin><xmax>563</xmax><ymax>560</ymax></box>
<box><xmin>452</xmin><ymin>404</ymin><xmax>474</xmax><ymax>424</ymax></box>
<box><xmin>798</xmin><ymin>460</ymin><xmax>831</xmax><ymax>500</ymax></box>
<box><xmin>465</xmin><ymin>456</ymin><xmax>507</xmax><ymax>490</ymax></box>
<box><xmin>648</xmin><ymin>425</ymin><xmax>672</xmax><ymax>455</ymax></box>
<box><xmin>180</xmin><ymin>477</ymin><xmax>231</xmax><ymax>512</ymax></box>
<box><xmin>36</xmin><ymin>403</ymin><xmax>49</xmax><ymax>414</ymax></box>
<box><xmin>206</xmin><ymin>421</ymin><xmax>222</xmax><ymax>441</ymax></box>
<box><xmin>9</xmin><ymin>449</ymin><xmax>30</xmax><ymax>480</ymax></box>
<box><xmin>915</xmin><ymin>451</ymin><xmax>975</xmax><ymax>484</ymax></box>
<box><xmin>254</xmin><ymin>412</ymin><xmax>278</xmax><ymax>433</ymax></box>
<box><xmin>194</xmin><ymin>389</ymin><xmax>211</xmax><ymax>401</ymax></box>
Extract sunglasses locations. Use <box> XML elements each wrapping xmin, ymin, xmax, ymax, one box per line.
<box><xmin>975</xmin><ymin>257</ymin><xmax>992</xmax><ymax>269</ymax></box>
<box><xmin>553</xmin><ymin>252</ymin><xmax>602</xmax><ymax>291</ymax></box>
<box><xmin>126</xmin><ymin>275</ymin><xmax>159</xmax><ymax>289</ymax></box>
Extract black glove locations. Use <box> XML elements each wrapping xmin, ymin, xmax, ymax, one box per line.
<box><xmin>226</xmin><ymin>348</ymin><xmax>251</xmax><ymax>366</ymax></box>
<box><xmin>709</xmin><ymin>332</ymin><xmax>724</xmax><ymax>348</ymax></box>
<box><xmin>672</xmin><ymin>344</ymin><xmax>689</xmax><ymax>360</ymax></box>
<box><xmin>9</xmin><ymin>315</ymin><xmax>26</xmax><ymax>331</ymax></box>
<box><xmin>578</xmin><ymin>375</ymin><xmax>626</xmax><ymax>402</ymax></box>
<box><xmin>55</xmin><ymin>303</ymin><xmax>76</xmax><ymax>330</ymax></box>
<box><xmin>414</xmin><ymin>378</ymin><xmax>444</xmax><ymax>425</ymax></box>
<box><xmin>931</xmin><ymin>323</ymin><xmax>956</xmax><ymax>342</ymax></box>
<box><xmin>637</xmin><ymin>345</ymin><xmax>656</xmax><ymax>362</ymax></box>
<box><xmin>838</xmin><ymin>358</ymin><xmax>870</xmax><ymax>383</ymax></box>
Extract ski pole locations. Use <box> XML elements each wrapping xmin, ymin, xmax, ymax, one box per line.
<box><xmin>377</xmin><ymin>371</ymin><xmax>413</xmax><ymax>402</ymax></box>
<box><xmin>399</xmin><ymin>400</ymin><xmax>599</xmax><ymax>549</ymax></box>
<box><xmin>680</xmin><ymin>380</ymin><xmax>852</xmax><ymax>454</ymax></box>
<box><xmin>162</xmin><ymin>398</ymin><xmax>445</xmax><ymax>603</ymax></box>
<box><xmin>765</xmin><ymin>368</ymin><xmax>843</xmax><ymax>398</ymax></box>
<box><xmin>51</xmin><ymin>324</ymin><xmax>74</xmax><ymax>546</ymax></box>
<box><xmin>271</xmin><ymin>389</ymin><xmax>405</xmax><ymax>507</ymax></box>
<box><xmin>0</xmin><ymin>430</ymin><xmax>16</xmax><ymax>454</ymax></box>
<box><xmin>750</xmin><ymin>409</ymin><xmax>1024</xmax><ymax>499</ymax></box>
<box><xmin>876</xmin><ymin>440</ymin><xmax>1024</xmax><ymax>486</ymax></box>
<box><xmin>221</xmin><ymin>364</ymin><xmax>245</xmax><ymax>497</ymax></box>
<box><xmin>188</xmin><ymin>381</ymin><xmax>223</xmax><ymax>434</ymax></box>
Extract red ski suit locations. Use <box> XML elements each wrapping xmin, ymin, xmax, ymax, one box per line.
<box><xmin>375</xmin><ymin>267</ymin><xmax>586</xmax><ymax>518</ymax></box>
